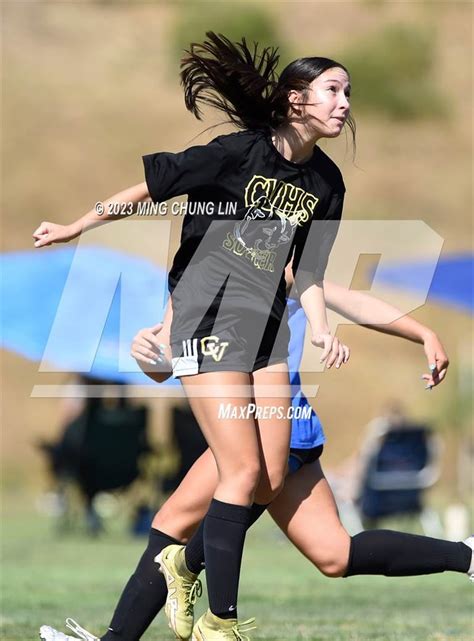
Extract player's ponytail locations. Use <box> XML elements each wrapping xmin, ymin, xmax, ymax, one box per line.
<box><xmin>180</xmin><ymin>32</ymin><xmax>279</xmax><ymax>130</ymax></box>
<box><xmin>180</xmin><ymin>31</ymin><xmax>356</xmax><ymax>145</ymax></box>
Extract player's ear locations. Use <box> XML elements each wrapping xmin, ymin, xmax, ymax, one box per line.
<box><xmin>288</xmin><ymin>89</ymin><xmax>305</xmax><ymax>116</ymax></box>
<box><xmin>288</xmin><ymin>89</ymin><xmax>301</xmax><ymax>105</ymax></box>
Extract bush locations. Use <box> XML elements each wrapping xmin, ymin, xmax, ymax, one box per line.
<box><xmin>341</xmin><ymin>24</ymin><xmax>446</xmax><ymax>120</ymax></box>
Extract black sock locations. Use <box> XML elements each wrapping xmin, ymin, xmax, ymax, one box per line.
<box><xmin>101</xmin><ymin>528</ymin><xmax>181</xmax><ymax>641</ymax></box>
<box><xmin>345</xmin><ymin>529</ymin><xmax>472</xmax><ymax>577</ymax></box>
<box><xmin>185</xmin><ymin>502</ymin><xmax>267</xmax><ymax>575</ymax></box>
<box><xmin>203</xmin><ymin>498</ymin><xmax>251</xmax><ymax>620</ymax></box>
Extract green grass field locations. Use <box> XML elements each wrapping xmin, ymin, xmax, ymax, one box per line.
<box><xmin>1</xmin><ymin>503</ymin><xmax>472</xmax><ymax>641</ymax></box>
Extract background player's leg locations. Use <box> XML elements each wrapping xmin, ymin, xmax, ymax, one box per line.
<box><xmin>269</xmin><ymin>461</ymin><xmax>472</xmax><ymax>578</ymax></box>
<box><xmin>268</xmin><ymin>459</ymin><xmax>350</xmax><ymax>577</ymax></box>
<box><xmin>153</xmin><ymin>448</ymin><xmax>218</xmax><ymax>541</ymax></box>
<box><xmin>102</xmin><ymin>449</ymin><xmax>218</xmax><ymax>641</ymax></box>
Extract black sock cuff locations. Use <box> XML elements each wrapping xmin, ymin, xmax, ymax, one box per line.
<box><xmin>150</xmin><ymin>528</ymin><xmax>182</xmax><ymax>546</ymax></box>
<box><xmin>458</xmin><ymin>541</ymin><xmax>472</xmax><ymax>573</ymax></box>
<box><xmin>248</xmin><ymin>502</ymin><xmax>268</xmax><ymax>527</ymax></box>
<box><xmin>343</xmin><ymin>536</ymin><xmax>356</xmax><ymax>577</ymax></box>
<box><xmin>207</xmin><ymin>498</ymin><xmax>251</xmax><ymax>525</ymax></box>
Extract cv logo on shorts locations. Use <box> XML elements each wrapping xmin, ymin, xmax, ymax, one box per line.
<box><xmin>200</xmin><ymin>335</ymin><xmax>229</xmax><ymax>362</ymax></box>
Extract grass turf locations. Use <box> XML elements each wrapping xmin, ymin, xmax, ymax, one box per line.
<box><xmin>1</xmin><ymin>505</ymin><xmax>472</xmax><ymax>641</ymax></box>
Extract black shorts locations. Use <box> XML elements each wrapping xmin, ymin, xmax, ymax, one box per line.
<box><xmin>170</xmin><ymin>312</ymin><xmax>290</xmax><ymax>377</ymax></box>
<box><xmin>288</xmin><ymin>445</ymin><xmax>324</xmax><ymax>474</ymax></box>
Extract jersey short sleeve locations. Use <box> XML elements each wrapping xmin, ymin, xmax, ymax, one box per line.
<box><xmin>142</xmin><ymin>137</ymin><xmax>228</xmax><ymax>203</ymax></box>
<box><xmin>292</xmin><ymin>179</ymin><xmax>344</xmax><ymax>292</ymax></box>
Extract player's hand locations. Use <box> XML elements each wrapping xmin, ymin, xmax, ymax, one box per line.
<box><xmin>421</xmin><ymin>331</ymin><xmax>449</xmax><ymax>389</ymax></box>
<box><xmin>130</xmin><ymin>323</ymin><xmax>172</xmax><ymax>383</ymax></box>
<box><xmin>33</xmin><ymin>221</ymin><xmax>80</xmax><ymax>247</ymax></box>
<box><xmin>311</xmin><ymin>333</ymin><xmax>350</xmax><ymax>369</ymax></box>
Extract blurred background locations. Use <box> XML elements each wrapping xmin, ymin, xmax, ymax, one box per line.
<box><xmin>3</xmin><ymin>0</ymin><xmax>472</xmax><ymax>506</ymax></box>
<box><xmin>1</xmin><ymin>1</ymin><xmax>473</xmax><ymax>637</ymax></box>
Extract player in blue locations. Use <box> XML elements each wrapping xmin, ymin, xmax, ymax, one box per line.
<box><xmin>40</xmin><ymin>270</ymin><xmax>473</xmax><ymax>641</ymax></box>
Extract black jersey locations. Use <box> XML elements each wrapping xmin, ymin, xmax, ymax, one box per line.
<box><xmin>143</xmin><ymin>128</ymin><xmax>344</xmax><ymax>343</ymax></box>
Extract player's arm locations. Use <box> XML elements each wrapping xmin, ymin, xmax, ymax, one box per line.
<box><xmin>323</xmin><ymin>280</ymin><xmax>449</xmax><ymax>388</ymax></box>
<box><xmin>285</xmin><ymin>263</ymin><xmax>349</xmax><ymax>369</ymax></box>
<box><xmin>33</xmin><ymin>182</ymin><xmax>151</xmax><ymax>247</ymax></box>
<box><xmin>291</xmin><ymin>188</ymin><xmax>346</xmax><ymax>368</ymax></box>
<box><xmin>299</xmin><ymin>281</ymin><xmax>331</xmax><ymax>343</ymax></box>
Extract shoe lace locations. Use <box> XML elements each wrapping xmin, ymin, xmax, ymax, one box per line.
<box><xmin>231</xmin><ymin>618</ymin><xmax>257</xmax><ymax>640</ymax></box>
<box><xmin>65</xmin><ymin>619</ymin><xmax>97</xmax><ymax>641</ymax></box>
<box><xmin>183</xmin><ymin>576</ymin><xmax>203</xmax><ymax>615</ymax></box>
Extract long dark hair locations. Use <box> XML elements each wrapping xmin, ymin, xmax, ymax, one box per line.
<box><xmin>180</xmin><ymin>32</ymin><xmax>356</xmax><ymax>145</ymax></box>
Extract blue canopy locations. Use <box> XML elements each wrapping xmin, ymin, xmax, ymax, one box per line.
<box><xmin>374</xmin><ymin>253</ymin><xmax>473</xmax><ymax>315</ymax></box>
<box><xmin>1</xmin><ymin>247</ymin><xmax>175</xmax><ymax>384</ymax></box>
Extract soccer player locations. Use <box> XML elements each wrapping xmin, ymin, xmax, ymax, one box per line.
<box><xmin>39</xmin><ymin>273</ymin><xmax>473</xmax><ymax>641</ymax></box>
<box><xmin>34</xmin><ymin>32</ymin><xmax>354</xmax><ymax>638</ymax></box>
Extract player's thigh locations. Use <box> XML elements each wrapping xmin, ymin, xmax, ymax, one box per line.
<box><xmin>268</xmin><ymin>459</ymin><xmax>351</xmax><ymax>577</ymax></box>
<box><xmin>180</xmin><ymin>371</ymin><xmax>261</xmax><ymax>484</ymax></box>
<box><xmin>152</xmin><ymin>448</ymin><xmax>218</xmax><ymax>541</ymax></box>
<box><xmin>251</xmin><ymin>362</ymin><xmax>292</xmax><ymax>499</ymax></box>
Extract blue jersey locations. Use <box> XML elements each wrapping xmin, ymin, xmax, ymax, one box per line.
<box><xmin>287</xmin><ymin>298</ymin><xmax>325</xmax><ymax>449</ymax></box>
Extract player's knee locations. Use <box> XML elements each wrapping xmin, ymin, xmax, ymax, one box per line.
<box><xmin>152</xmin><ymin>505</ymin><xmax>186</xmax><ymax>541</ymax></box>
<box><xmin>221</xmin><ymin>462</ymin><xmax>262</xmax><ymax>499</ymax></box>
<box><xmin>152</xmin><ymin>496</ymin><xmax>202</xmax><ymax>540</ymax></box>
<box><xmin>314</xmin><ymin>541</ymin><xmax>350</xmax><ymax>578</ymax></box>
<box><xmin>317</xmin><ymin>556</ymin><xmax>347</xmax><ymax>578</ymax></box>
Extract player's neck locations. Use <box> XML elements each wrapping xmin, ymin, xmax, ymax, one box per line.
<box><xmin>271</xmin><ymin>123</ymin><xmax>319</xmax><ymax>164</ymax></box>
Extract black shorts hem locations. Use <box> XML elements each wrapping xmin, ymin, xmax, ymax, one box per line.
<box><xmin>289</xmin><ymin>444</ymin><xmax>324</xmax><ymax>467</ymax></box>
<box><xmin>252</xmin><ymin>356</ymin><xmax>288</xmax><ymax>373</ymax></box>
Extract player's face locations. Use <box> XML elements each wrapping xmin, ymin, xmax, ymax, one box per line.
<box><xmin>300</xmin><ymin>67</ymin><xmax>351</xmax><ymax>139</ymax></box>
